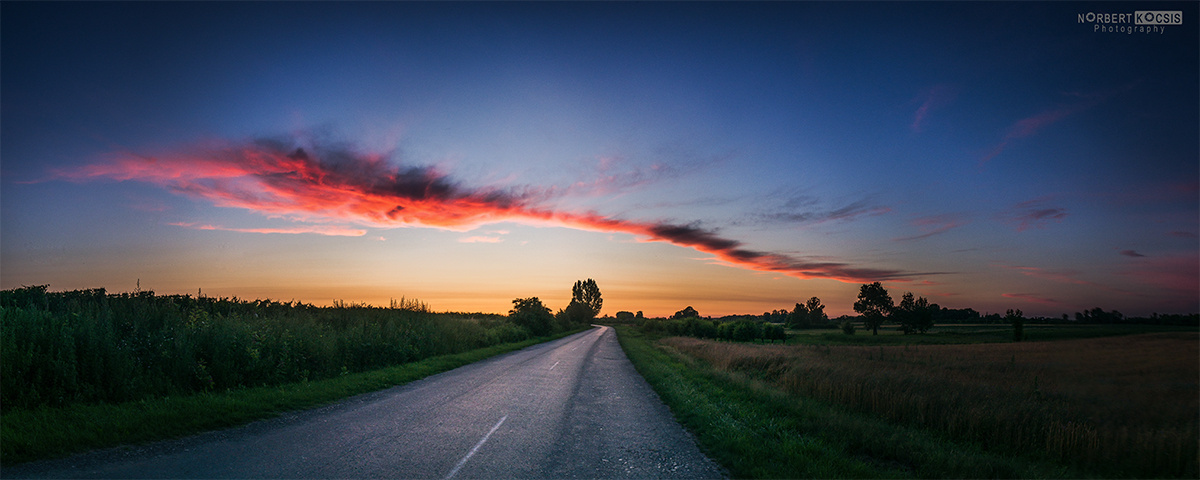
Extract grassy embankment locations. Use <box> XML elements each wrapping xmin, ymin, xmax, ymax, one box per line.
<box><xmin>614</xmin><ymin>324</ymin><xmax>1198</xmax><ymax>478</ymax></box>
<box><xmin>1</xmin><ymin>286</ymin><xmax>588</xmax><ymax>465</ymax></box>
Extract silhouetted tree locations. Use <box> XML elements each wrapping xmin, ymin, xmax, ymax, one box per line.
<box><xmin>895</xmin><ymin>292</ymin><xmax>935</xmax><ymax>334</ymax></box>
<box><xmin>805</xmin><ymin>296</ymin><xmax>828</xmax><ymax>326</ymax></box>
<box><xmin>787</xmin><ymin>297</ymin><xmax>827</xmax><ymax>328</ymax></box>
<box><xmin>571</xmin><ymin>279</ymin><xmax>603</xmax><ymax>318</ymax></box>
<box><xmin>673</xmin><ymin>306</ymin><xmax>700</xmax><ymax>319</ymax></box>
<box><xmin>853</xmin><ymin>282</ymin><xmax>893</xmax><ymax>335</ymax></box>
<box><xmin>510</xmin><ymin>297</ymin><xmax>554</xmax><ymax>336</ymax></box>
<box><xmin>788</xmin><ymin>302</ymin><xmax>810</xmax><ymax>328</ymax></box>
<box><xmin>1007</xmin><ymin>308</ymin><xmax>1024</xmax><ymax>342</ymax></box>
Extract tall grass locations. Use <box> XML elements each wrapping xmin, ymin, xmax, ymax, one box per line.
<box><xmin>0</xmin><ymin>286</ymin><xmax>534</xmax><ymax>411</ymax></box>
<box><xmin>662</xmin><ymin>332</ymin><xmax>1199</xmax><ymax>478</ymax></box>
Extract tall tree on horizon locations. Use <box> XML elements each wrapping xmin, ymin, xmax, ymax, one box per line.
<box><xmin>570</xmin><ymin>278</ymin><xmax>603</xmax><ymax>319</ymax></box>
<box><xmin>854</xmin><ymin>282</ymin><xmax>893</xmax><ymax>335</ymax></box>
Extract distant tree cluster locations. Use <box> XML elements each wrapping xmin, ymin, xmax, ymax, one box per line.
<box><xmin>640</xmin><ymin>315</ymin><xmax>787</xmax><ymax>344</ymax></box>
<box><xmin>620</xmin><ymin>280</ymin><xmax>1197</xmax><ymax>343</ymax></box>
<box><xmin>788</xmin><ymin>297</ymin><xmax>829</xmax><ymax>328</ymax></box>
<box><xmin>509</xmin><ymin>278</ymin><xmax>603</xmax><ymax>336</ymax></box>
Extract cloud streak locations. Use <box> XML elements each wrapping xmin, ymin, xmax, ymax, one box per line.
<box><xmin>58</xmin><ymin>135</ymin><xmax>913</xmax><ymax>283</ymax></box>
<box><xmin>1002</xmin><ymin>292</ymin><xmax>1063</xmax><ymax>307</ymax></box>
<box><xmin>978</xmin><ymin>87</ymin><xmax>1125</xmax><ymax>167</ymax></box>
<box><xmin>893</xmin><ymin>213</ymin><xmax>966</xmax><ymax>241</ymax></box>
<box><xmin>168</xmin><ymin>222</ymin><xmax>367</xmax><ymax>236</ymax></box>
<box><xmin>1004</xmin><ymin>197</ymin><xmax>1067</xmax><ymax>232</ymax></box>
<box><xmin>911</xmin><ymin>84</ymin><xmax>958</xmax><ymax>133</ymax></box>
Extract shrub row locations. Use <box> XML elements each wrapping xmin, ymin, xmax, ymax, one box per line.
<box><xmin>639</xmin><ymin>316</ymin><xmax>787</xmax><ymax>343</ymax></box>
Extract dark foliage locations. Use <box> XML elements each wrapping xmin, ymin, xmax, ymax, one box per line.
<box><xmin>1</xmin><ymin>286</ymin><xmax>533</xmax><ymax>412</ymax></box>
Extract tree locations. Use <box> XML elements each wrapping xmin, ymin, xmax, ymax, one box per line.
<box><xmin>558</xmin><ymin>300</ymin><xmax>594</xmax><ymax>329</ymax></box>
<box><xmin>571</xmin><ymin>279</ymin><xmax>603</xmax><ymax>318</ymax></box>
<box><xmin>673</xmin><ymin>306</ymin><xmax>700</xmax><ymax>319</ymax></box>
<box><xmin>788</xmin><ymin>302</ymin><xmax>810</xmax><ymax>328</ymax></box>
<box><xmin>787</xmin><ymin>297</ymin><xmax>827</xmax><ymax>329</ymax></box>
<box><xmin>1006</xmin><ymin>308</ymin><xmax>1024</xmax><ymax>342</ymax></box>
<box><xmin>895</xmin><ymin>292</ymin><xmax>935</xmax><ymax>334</ymax></box>
<box><xmin>853</xmin><ymin>282</ymin><xmax>893</xmax><ymax>335</ymax></box>
<box><xmin>509</xmin><ymin>297</ymin><xmax>554</xmax><ymax>336</ymax></box>
<box><xmin>764</xmin><ymin>323</ymin><xmax>787</xmax><ymax>343</ymax></box>
<box><xmin>804</xmin><ymin>296</ymin><xmax>828</xmax><ymax>326</ymax></box>
<box><xmin>615</xmin><ymin>311</ymin><xmax>635</xmax><ymax>322</ymax></box>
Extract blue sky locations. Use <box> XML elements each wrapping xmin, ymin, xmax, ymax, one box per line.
<box><xmin>3</xmin><ymin>2</ymin><xmax>1197</xmax><ymax>317</ymax></box>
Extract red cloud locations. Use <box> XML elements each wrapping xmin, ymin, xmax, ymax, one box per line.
<box><xmin>58</xmin><ymin>137</ymin><xmax>913</xmax><ymax>284</ymax></box>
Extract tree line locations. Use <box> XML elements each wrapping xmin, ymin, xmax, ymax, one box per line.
<box><xmin>619</xmin><ymin>280</ymin><xmax>1197</xmax><ymax>343</ymax></box>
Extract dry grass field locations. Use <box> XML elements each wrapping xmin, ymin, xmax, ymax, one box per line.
<box><xmin>662</xmin><ymin>332</ymin><xmax>1198</xmax><ymax>477</ymax></box>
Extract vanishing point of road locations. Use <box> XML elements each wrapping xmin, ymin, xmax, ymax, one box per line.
<box><xmin>7</xmin><ymin>326</ymin><xmax>725</xmax><ymax>479</ymax></box>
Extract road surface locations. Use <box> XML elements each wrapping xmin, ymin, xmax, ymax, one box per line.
<box><xmin>7</xmin><ymin>326</ymin><xmax>725</xmax><ymax>479</ymax></box>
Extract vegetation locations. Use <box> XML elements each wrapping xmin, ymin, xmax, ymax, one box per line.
<box><xmin>616</xmin><ymin>324</ymin><xmax>1199</xmax><ymax>478</ymax></box>
<box><xmin>1</xmin><ymin>286</ymin><xmax>535</xmax><ymax>411</ymax></box>
<box><xmin>1</xmin><ymin>331</ymin><xmax>580</xmax><ymax>465</ymax></box>
<box><xmin>1007</xmin><ymin>308</ymin><xmax>1025</xmax><ymax>342</ymax></box>
<box><xmin>894</xmin><ymin>292</ymin><xmax>936</xmax><ymax>334</ymax></box>
<box><xmin>854</xmin><ymin>282</ymin><xmax>894</xmax><ymax>335</ymax></box>
<box><xmin>787</xmin><ymin>296</ymin><xmax>828</xmax><ymax>329</ymax></box>
<box><xmin>510</xmin><ymin>297</ymin><xmax>555</xmax><ymax>337</ymax></box>
<box><xmin>1</xmin><ymin>282</ymin><xmax>600</xmax><ymax>464</ymax></box>
<box><xmin>614</xmin><ymin>325</ymin><xmax>1085</xmax><ymax>478</ymax></box>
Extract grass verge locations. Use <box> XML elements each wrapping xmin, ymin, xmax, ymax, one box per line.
<box><xmin>1</xmin><ymin>328</ymin><xmax>586</xmax><ymax>466</ymax></box>
<box><xmin>614</xmin><ymin>325</ymin><xmax>1087</xmax><ymax>479</ymax></box>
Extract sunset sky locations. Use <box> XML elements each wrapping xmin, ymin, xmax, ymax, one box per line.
<box><xmin>3</xmin><ymin>2</ymin><xmax>1197</xmax><ymax>318</ymax></box>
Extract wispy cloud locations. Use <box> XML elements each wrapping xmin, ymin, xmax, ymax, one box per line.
<box><xmin>893</xmin><ymin>213</ymin><xmax>966</xmax><ymax>241</ymax></box>
<box><xmin>977</xmin><ymin>86</ymin><xmax>1129</xmax><ymax>166</ymax></box>
<box><xmin>1002</xmin><ymin>292</ymin><xmax>1063</xmax><ymax>307</ymax></box>
<box><xmin>1167</xmin><ymin>231</ymin><xmax>1198</xmax><ymax>239</ymax></box>
<box><xmin>1003</xmin><ymin>197</ymin><xmax>1067</xmax><ymax>232</ymax></box>
<box><xmin>1119</xmin><ymin>249</ymin><xmax>1146</xmax><ymax>258</ymax></box>
<box><xmin>168</xmin><ymin>222</ymin><xmax>366</xmax><ymax>237</ymax></box>
<box><xmin>458</xmin><ymin>236</ymin><xmax>503</xmax><ymax>244</ymax></box>
<box><xmin>1001</xmin><ymin>264</ymin><xmax>1127</xmax><ymax>296</ymax></box>
<box><xmin>56</xmin><ymin>135</ymin><xmax>914</xmax><ymax>284</ymax></box>
<box><xmin>753</xmin><ymin>194</ymin><xmax>891</xmax><ymax>226</ymax></box>
<box><xmin>911</xmin><ymin>84</ymin><xmax>958</xmax><ymax>133</ymax></box>
<box><xmin>1115</xmin><ymin>253</ymin><xmax>1199</xmax><ymax>300</ymax></box>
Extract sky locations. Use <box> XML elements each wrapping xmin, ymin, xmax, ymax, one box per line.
<box><xmin>2</xmin><ymin>1</ymin><xmax>1197</xmax><ymax>318</ymax></box>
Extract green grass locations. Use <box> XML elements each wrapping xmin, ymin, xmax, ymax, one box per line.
<box><xmin>1</xmin><ymin>329</ymin><xmax>585</xmax><ymax>466</ymax></box>
<box><xmin>614</xmin><ymin>325</ymin><xmax>1088</xmax><ymax>479</ymax></box>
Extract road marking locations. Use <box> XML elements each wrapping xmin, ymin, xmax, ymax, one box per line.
<box><xmin>550</xmin><ymin>361</ymin><xmax>560</xmax><ymax>370</ymax></box>
<box><xmin>445</xmin><ymin>415</ymin><xmax>507</xmax><ymax>479</ymax></box>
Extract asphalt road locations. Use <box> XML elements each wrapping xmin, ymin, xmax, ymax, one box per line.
<box><xmin>7</xmin><ymin>326</ymin><xmax>725</xmax><ymax>479</ymax></box>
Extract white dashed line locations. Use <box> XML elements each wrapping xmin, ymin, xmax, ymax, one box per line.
<box><xmin>445</xmin><ymin>415</ymin><xmax>507</xmax><ymax>479</ymax></box>
<box><xmin>550</xmin><ymin>361</ymin><xmax>560</xmax><ymax>370</ymax></box>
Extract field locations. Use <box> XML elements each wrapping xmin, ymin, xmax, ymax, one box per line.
<box><xmin>0</xmin><ymin>286</ymin><xmax>586</xmax><ymax>465</ymax></box>
<box><xmin>616</xmin><ymin>324</ymin><xmax>1199</xmax><ymax>478</ymax></box>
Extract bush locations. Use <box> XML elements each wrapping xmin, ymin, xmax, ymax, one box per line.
<box><xmin>840</xmin><ymin>320</ymin><xmax>856</xmax><ymax>335</ymax></box>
